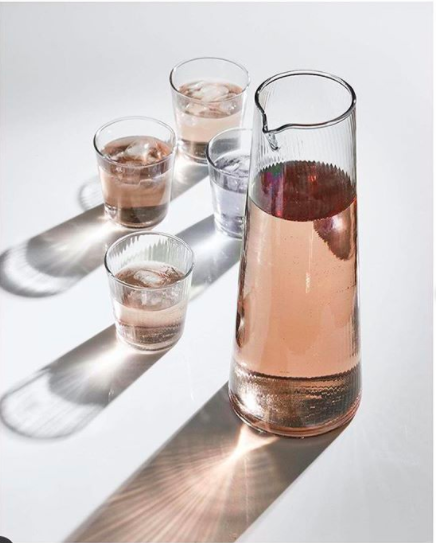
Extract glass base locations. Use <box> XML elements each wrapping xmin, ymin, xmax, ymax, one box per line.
<box><xmin>116</xmin><ymin>331</ymin><xmax>178</xmax><ymax>352</ymax></box>
<box><xmin>178</xmin><ymin>140</ymin><xmax>208</xmax><ymax>164</ymax></box>
<box><xmin>104</xmin><ymin>203</ymin><xmax>168</xmax><ymax>229</ymax></box>
<box><xmin>229</xmin><ymin>387</ymin><xmax>361</xmax><ymax>438</ymax></box>
<box><xmin>115</xmin><ymin>321</ymin><xmax>183</xmax><ymax>352</ymax></box>
<box><xmin>214</xmin><ymin>216</ymin><xmax>244</xmax><ymax>239</ymax></box>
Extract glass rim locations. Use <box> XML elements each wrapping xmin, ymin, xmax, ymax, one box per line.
<box><xmin>255</xmin><ymin>70</ymin><xmax>357</xmax><ymax>133</ymax></box>
<box><xmin>93</xmin><ymin>116</ymin><xmax>177</xmax><ymax>170</ymax></box>
<box><xmin>104</xmin><ymin>231</ymin><xmax>195</xmax><ymax>291</ymax></box>
<box><xmin>169</xmin><ymin>56</ymin><xmax>250</xmax><ymax>104</ymax></box>
<box><xmin>206</xmin><ymin>127</ymin><xmax>252</xmax><ymax>178</ymax></box>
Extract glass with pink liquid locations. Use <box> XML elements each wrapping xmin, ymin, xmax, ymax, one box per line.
<box><xmin>94</xmin><ymin>117</ymin><xmax>176</xmax><ymax>228</ymax></box>
<box><xmin>170</xmin><ymin>57</ymin><xmax>249</xmax><ymax>162</ymax></box>
<box><xmin>105</xmin><ymin>232</ymin><xmax>194</xmax><ymax>351</ymax></box>
<box><xmin>229</xmin><ymin>71</ymin><xmax>361</xmax><ymax>437</ymax></box>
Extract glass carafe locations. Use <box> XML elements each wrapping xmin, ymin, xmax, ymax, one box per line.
<box><xmin>229</xmin><ymin>71</ymin><xmax>361</xmax><ymax>437</ymax></box>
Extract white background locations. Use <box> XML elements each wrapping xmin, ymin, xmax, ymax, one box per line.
<box><xmin>0</xmin><ymin>3</ymin><xmax>432</xmax><ymax>542</ymax></box>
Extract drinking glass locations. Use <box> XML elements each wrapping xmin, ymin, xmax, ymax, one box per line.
<box><xmin>94</xmin><ymin>117</ymin><xmax>176</xmax><ymax>228</ymax></box>
<box><xmin>170</xmin><ymin>57</ymin><xmax>249</xmax><ymax>163</ymax></box>
<box><xmin>206</xmin><ymin>128</ymin><xmax>251</xmax><ymax>238</ymax></box>
<box><xmin>105</xmin><ymin>232</ymin><xmax>194</xmax><ymax>351</ymax></box>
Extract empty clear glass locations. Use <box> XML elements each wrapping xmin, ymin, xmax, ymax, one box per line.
<box><xmin>105</xmin><ymin>232</ymin><xmax>194</xmax><ymax>351</ymax></box>
<box><xmin>207</xmin><ymin>128</ymin><xmax>251</xmax><ymax>238</ymax></box>
<box><xmin>94</xmin><ymin>117</ymin><xmax>176</xmax><ymax>228</ymax></box>
<box><xmin>170</xmin><ymin>57</ymin><xmax>249</xmax><ymax>163</ymax></box>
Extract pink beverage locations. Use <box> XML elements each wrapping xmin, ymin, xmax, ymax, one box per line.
<box><xmin>174</xmin><ymin>81</ymin><xmax>245</xmax><ymax>161</ymax></box>
<box><xmin>229</xmin><ymin>161</ymin><xmax>361</xmax><ymax>436</ymax></box>
<box><xmin>98</xmin><ymin>136</ymin><xmax>173</xmax><ymax>228</ymax></box>
<box><xmin>114</xmin><ymin>262</ymin><xmax>186</xmax><ymax>350</ymax></box>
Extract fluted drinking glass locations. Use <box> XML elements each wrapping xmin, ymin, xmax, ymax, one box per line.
<box><xmin>105</xmin><ymin>232</ymin><xmax>194</xmax><ymax>351</ymax></box>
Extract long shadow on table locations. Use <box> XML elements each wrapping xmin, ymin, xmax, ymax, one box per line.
<box><xmin>0</xmin><ymin>215</ymin><xmax>241</xmax><ymax>440</ymax></box>
<box><xmin>67</xmin><ymin>385</ymin><xmax>345</xmax><ymax>543</ymax></box>
<box><xmin>0</xmin><ymin>156</ymin><xmax>207</xmax><ymax>297</ymax></box>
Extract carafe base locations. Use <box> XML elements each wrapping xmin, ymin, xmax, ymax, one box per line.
<box><xmin>228</xmin><ymin>367</ymin><xmax>361</xmax><ymax>438</ymax></box>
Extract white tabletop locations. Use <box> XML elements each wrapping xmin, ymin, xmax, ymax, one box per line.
<box><xmin>0</xmin><ymin>3</ymin><xmax>432</xmax><ymax>542</ymax></box>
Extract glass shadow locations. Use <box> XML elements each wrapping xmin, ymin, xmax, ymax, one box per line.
<box><xmin>0</xmin><ymin>215</ymin><xmax>241</xmax><ymax>440</ymax></box>
<box><xmin>77</xmin><ymin>176</ymin><xmax>104</xmax><ymax>211</ymax></box>
<box><xmin>0</xmin><ymin>156</ymin><xmax>208</xmax><ymax>297</ymax></box>
<box><xmin>67</xmin><ymin>385</ymin><xmax>345</xmax><ymax>543</ymax></box>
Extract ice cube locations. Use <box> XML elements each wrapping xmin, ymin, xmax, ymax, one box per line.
<box><xmin>222</xmin><ymin>157</ymin><xmax>241</xmax><ymax>174</ymax></box>
<box><xmin>196</xmin><ymin>83</ymin><xmax>230</xmax><ymax>102</ymax></box>
<box><xmin>218</xmin><ymin>154</ymin><xmax>250</xmax><ymax>177</ymax></box>
<box><xmin>133</xmin><ymin>269</ymin><xmax>168</xmax><ymax>288</ymax></box>
<box><xmin>234</xmin><ymin>156</ymin><xmax>250</xmax><ymax>177</ymax></box>
<box><xmin>218</xmin><ymin>100</ymin><xmax>238</xmax><ymax>116</ymax></box>
<box><xmin>106</xmin><ymin>149</ymin><xmax>125</xmax><ymax>162</ymax></box>
<box><xmin>184</xmin><ymin>80</ymin><xmax>205</xmax><ymax>93</ymax></box>
<box><xmin>141</xmin><ymin>289</ymin><xmax>164</xmax><ymax>308</ymax></box>
<box><xmin>185</xmin><ymin>102</ymin><xmax>208</xmax><ymax>117</ymax></box>
<box><xmin>124</xmin><ymin>137</ymin><xmax>167</xmax><ymax>165</ymax></box>
<box><xmin>182</xmin><ymin>81</ymin><xmax>231</xmax><ymax>102</ymax></box>
<box><xmin>225</xmin><ymin>176</ymin><xmax>241</xmax><ymax>192</ymax></box>
<box><xmin>215</xmin><ymin>154</ymin><xmax>250</xmax><ymax>192</ymax></box>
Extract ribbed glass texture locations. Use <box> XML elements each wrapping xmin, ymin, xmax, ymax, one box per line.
<box><xmin>229</xmin><ymin>71</ymin><xmax>361</xmax><ymax>437</ymax></box>
<box><xmin>105</xmin><ymin>232</ymin><xmax>194</xmax><ymax>351</ymax></box>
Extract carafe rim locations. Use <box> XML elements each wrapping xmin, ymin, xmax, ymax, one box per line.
<box><xmin>255</xmin><ymin>70</ymin><xmax>356</xmax><ymax>134</ymax></box>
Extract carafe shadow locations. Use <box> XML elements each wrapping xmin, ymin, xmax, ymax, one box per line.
<box><xmin>67</xmin><ymin>385</ymin><xmax>345</xmax><ymax>543</ymax></box>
